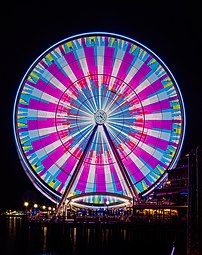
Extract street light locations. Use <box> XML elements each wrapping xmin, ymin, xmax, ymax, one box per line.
<box><xmin>106</xmin><ymin>200</ymin><xmax>109</xmax><ymax>215</ymax></box>
<box><xmin>24</xmin><ymin>201</ymin><xmax>29</xmax><ymax>215</ymax></box>
<box><xmin>33</xmin><ymin>203</ymin><xmax>38</xmax><ymax>215</ymax></box>
<box><xmin>48</xmin><ymin>207</ymin><xmax>52</xmax><ymax>216</ymax></box>
<box><xmin>24</xmin><ymin>201</ymin><xmax>29</xmax><ymax>207</ymax></box>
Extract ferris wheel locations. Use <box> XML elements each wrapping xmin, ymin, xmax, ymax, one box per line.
<box><xmin>13</xmin><ymin>32</ymin><xmax>185</xmax><ymax>209</ymax></box>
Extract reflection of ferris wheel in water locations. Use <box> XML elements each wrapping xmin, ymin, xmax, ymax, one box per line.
<box><xmin>13</xmin><ymin>32</ymin><xmax>185</xmax><ymax>210</ymax></box>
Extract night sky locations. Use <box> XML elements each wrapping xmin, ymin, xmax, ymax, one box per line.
<box><xmin>0</xmin><ymin>2</ymin><xmax>201</xmax><ymax>210</ymax></box>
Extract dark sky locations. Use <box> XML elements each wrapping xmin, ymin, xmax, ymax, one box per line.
<box><xmin>0</xmin><ymin>2</ymin><xmax>201</xmax><ymax>210</ymax></box>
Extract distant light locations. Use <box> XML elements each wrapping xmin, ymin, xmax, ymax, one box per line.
<box><xmin>24</xmin><ymin>202</ymin><xmax>29</xmax><ymax>207</ymax></box>
<box><xmin>180</xmin><ymin>191</ymin><xmax>188</xmax><ymax>195</ymax></box>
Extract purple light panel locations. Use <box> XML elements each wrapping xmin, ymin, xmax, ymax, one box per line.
<box><xmin>14</xmin><ymin>32</ymin><xmax>185</xmax><ymax>204</ymax></box>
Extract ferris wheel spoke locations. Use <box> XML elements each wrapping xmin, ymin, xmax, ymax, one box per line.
<box><xmin>56</xmin><ymin>124</ymin><xmax>98</xmax><ymax>213</ymax></box>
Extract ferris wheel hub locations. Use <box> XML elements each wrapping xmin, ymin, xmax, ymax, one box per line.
<box><xmin>94</xmin><ymin>110</ymin><xmax>107</xmax><ymax>125</ymax></box>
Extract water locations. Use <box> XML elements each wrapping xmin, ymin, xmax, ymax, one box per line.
<box><xmin>0</xmin><ymin>216</ymin><xmax>187</xmax><ymax>255</ymax></box>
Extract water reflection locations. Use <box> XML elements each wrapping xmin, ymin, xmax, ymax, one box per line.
<box><xmin>0</xmin><ymin>216</ymin><xmax>186</xmax><ymax>255</ymax></box>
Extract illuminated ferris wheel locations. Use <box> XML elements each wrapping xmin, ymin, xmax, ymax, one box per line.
<box><xmin>13</xmin><ymin>32</ymin><xmax>185</xmax><ymax>210</ymax></box>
